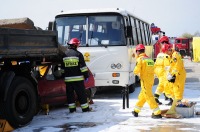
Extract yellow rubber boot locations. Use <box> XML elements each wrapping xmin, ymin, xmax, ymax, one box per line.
<box><xmin>166</xmin><ymin>99</ymin><xmax>177</xmax><ymax>115</ymax></box>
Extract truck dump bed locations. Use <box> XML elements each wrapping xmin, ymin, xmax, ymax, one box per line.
<box><xmin>0</xmin><ymin>28</ymin><xmax>60</xmax><ymax>60</ymax></box>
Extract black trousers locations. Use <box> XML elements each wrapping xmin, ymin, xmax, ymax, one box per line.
<box><xmin>65</xmin><ymin>81</ymin><xmax>88</xmax><ymax>105</ymax></box>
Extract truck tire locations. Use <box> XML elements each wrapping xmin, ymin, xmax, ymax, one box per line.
<box><xmin>4</xmin><ymin>76</ymin><xmax>37</xmax><ymax>128</ymax></box>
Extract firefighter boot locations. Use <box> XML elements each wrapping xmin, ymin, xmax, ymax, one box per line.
<box><xmin>82</xmin><ymin>106</ymin><xmax>93</xmax><ymax>112</ymax></box>
<box><xmin>132</xmin><ymin>111</ymin><xmax>138</xmax><ymax>117</ymax></box>
<box><xmin>69</xmin><ymin>108</ymin><xmax>76</xmax><ymax>113</ymax></box>
<box><xmin>166</xmin><ymin>98</ymin><xmax>173</xmax><ymax>106</ymax></box>
<box><xmin>151</xmin><ymin>113</ymin><xmax>162</xmax><ymax>119</ymax></box>
<box><xmin>154</xmin><ymin>94</ymin><xmax>162</xmax><ymax>105</ymax></box>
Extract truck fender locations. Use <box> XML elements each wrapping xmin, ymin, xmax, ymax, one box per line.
<box><xmin>0</xmin><ymin>71</ymin><xmax>15</xmax><ymax>101</ymax></box>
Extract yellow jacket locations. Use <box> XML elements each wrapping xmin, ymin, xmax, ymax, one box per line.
<box><xmin>154</xmin><ymin>52</ymin><xmax>171</xmax><ymax>77</ymax></box>
<box><xmin>134</xmin><ymin>53</ymin><xmax>154</xmax><ymax>82</ymax></box>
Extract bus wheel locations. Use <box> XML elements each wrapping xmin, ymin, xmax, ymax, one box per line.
<box><xmin>4</xmin><ymin>76</ymin><xmax>37</xmax><ymax>128</ymax></box>
<box><xmin>129</xmin><ymin>84</ymin><xmax>135</xmax><ymax>93</ymax></box>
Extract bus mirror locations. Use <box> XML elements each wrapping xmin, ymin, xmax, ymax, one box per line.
<box><xmin>48</xmin><ymin>21</ymin><xmax>55</xmax><ymax>31</ymax></box>
<box><xmin>126</xmin><ymin>26</ymin><xmax>132</xmax><ymax>38</ymax></box>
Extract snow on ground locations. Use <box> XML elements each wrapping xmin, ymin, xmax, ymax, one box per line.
<box><xmin>14</xmin><ymin>59</ymin><xmax>200</xmax><ymax>132</ymax></box>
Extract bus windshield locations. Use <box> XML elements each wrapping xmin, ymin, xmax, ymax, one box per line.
<box><xmin>56</xmin><ymin>15</ymin><xmax>126</xmax><ymax>47</ymax></box>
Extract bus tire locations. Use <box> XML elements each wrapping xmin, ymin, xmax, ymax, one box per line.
<box><xmin>129</xmin><ymin>84</ymin><xmax>135</xmax><ymax>93</ymax></box>
<box><xmin>4</xmin><ymin>76</ymin><xmax>37</xmax><ymax>128</ymax></box>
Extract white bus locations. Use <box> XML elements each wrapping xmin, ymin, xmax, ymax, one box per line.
<box><xmin>52</xmin><ymin>8</ymin><xmax>153</xmax><ymax>93</ymax></box>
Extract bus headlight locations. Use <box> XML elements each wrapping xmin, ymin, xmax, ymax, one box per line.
<box><xmin>116</xmin><ymin>63</ymin><xmax>122</xmax><ymax>69</ymax></box>
<box><xmin>111</xmin><ymin>63</ymin><xmax>116</xmax><ymax>69</ymax></box>
<box><xmin>111</xmin><ymin>63</ymin><xmax>122</xmax><ymax>69</ymax></box>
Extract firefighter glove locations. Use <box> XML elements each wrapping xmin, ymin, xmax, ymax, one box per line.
<box><xmin>167</xmin><ymin>73</ymin><xmax>176</xmax><ymax>83</ymax></box>
<box><xmin>167</xmin><ymin>73</ymin><xmax>173</xmax><ymax>80</ymax></box>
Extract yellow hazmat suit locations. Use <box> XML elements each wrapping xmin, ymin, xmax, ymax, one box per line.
<box><xmin>169</xmin><ymin>51</ymin><xmax>186</xmax><ymax>100</ymax></box>
<box><xmin>154</xmin><ymin>52</ymin><xmax>171</xmax><ymax>102</ymax></box>
<box><xmin>134</xmin><ymin>53</ymin><xmax>161</xmax><ymax>115</ymax></box>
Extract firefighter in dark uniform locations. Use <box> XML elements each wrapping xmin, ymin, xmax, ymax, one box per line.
<box><xmin>63</xmin><ymin>38</ymin><xmax>91</xmax><ymax>113</ymax></box>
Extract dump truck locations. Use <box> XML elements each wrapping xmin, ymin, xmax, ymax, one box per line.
<box><xmin>0</xmin><ymin>18</ymin><xmax>95</xmax><ymax>130</ymax></box>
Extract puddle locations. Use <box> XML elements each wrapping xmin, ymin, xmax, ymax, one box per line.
<box><xmin>58</xmin><ymin>122</ymin><xmax>98</xmax><ymax>131</ymax></box>
<box><xmin>139</xmin><ymin>122</ymin><xmax>200</xmax><ymax>132</ymax></box>
<box><xmin>29</xmin><ymin>121</ymin><xmax>200</xmax><ymax>132</ymax></box>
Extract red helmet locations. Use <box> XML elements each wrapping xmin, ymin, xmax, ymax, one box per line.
<box><xmin>161</xmin><ymin>44</ymin><xmax>172</xmax><ymax>53</ymax></box>
<box><xmin>136</xmin><ymin>44</ymin><xmax>145</xmax><ymax>51</ymax></box>
<box><xmin>159</xmin><ymin>36</ymin><xmax>169</xmax><ymax>43</ymax></box>
<box><xmin>68</xmin><ymin>38</ymin><xmax>80</xmax><ymax>47</ymax></box>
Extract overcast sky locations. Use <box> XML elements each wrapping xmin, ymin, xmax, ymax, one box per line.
<box><xmin>1</xmin><ymin>0</ymin><xmax>200</xmax><ymax>37</ymax></box>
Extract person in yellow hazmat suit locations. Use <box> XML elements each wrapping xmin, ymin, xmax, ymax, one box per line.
<box><xmin>165</xmin><ymin>44</ymin><xmax>186</xmax><ymax>102</ymax></box>
<box><xmin>154</xmin><ymin>36</ymin><xmax>172</xmax><ymax>105</ymax></box>
<box><xmin>161</xmin><ymin>44</ymin><xmax>187</xmax><ymax>115</ymax></box>
<box><xmin>132</xmin><ymin>44</ymin><xmax>162</xmax><ymax>119</ymax></box>
<box><xmin>159</xmin><ymin>44</ymin><xmax>175</xmax><ymax>105</ymax></box>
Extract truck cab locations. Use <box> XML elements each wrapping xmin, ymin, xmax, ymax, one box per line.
<box><xmin>174</xmin><ymin>38</ymin><xmax>191</xmax><ymax>56</ymax></box>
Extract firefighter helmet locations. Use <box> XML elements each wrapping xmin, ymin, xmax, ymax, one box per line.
<box><xmin>159</xmin><ymin>36</ymin><xmax>169</xmax><ymax>43</ymax></box>
<box><xmin>162</xmin><ymin>44</ymin><xmax>172</xmax><ymax>53</ymax></box>
<box><xmin>67</xmin><ymin>38</ymin><xmax>80</xmax><ymax>47</ymax></box>
<box><xmin>136</xmin><ymin>44</ymin><xmax>145</xmax><ymax>51</ymax></box>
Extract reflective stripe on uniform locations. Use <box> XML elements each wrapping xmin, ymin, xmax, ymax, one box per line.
<box><xmin>153</xmin><ymin>107</ymin><xmax>161</xmax><ymax>115</ymax></box>
<box><xmin>63</xmin><ymin>57</ymin><xmax>79</xmax><ymax>67</ymax></box>
<box><xmin>80</xmin><ymin>66</ymin><xmax>88</xmax><ymax>72</ymax></box>
<box><xmin>134</xmin><ymin>106</ymin><xmax>142</xmax><ymax>113</ymax></box>
<box><xmin>68</xmin><ymin>103</ymin><xmax>76</xmax><ymax>109</ymax></box>
<box><xmin>81</xmin><ymin>103</ymin><xmax>89</xmax><ymax>109</ymax></box>
<box><xmin>65</xmin><ymin>76</ymin><xmax>84</xmax><ymax>82</ymax></box>
<box><xmin>145</xmin><ymin>59</ymin><xmax>154</xmax><ymax>66</ymax></box>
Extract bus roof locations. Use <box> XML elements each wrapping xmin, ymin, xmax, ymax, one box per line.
<box><xmin>57</xmin><ymin>8</ymin><xmax>129</xmax><ymax>16</ymax></box>
<box><xmin>56</xmin><ymin>8</ymin><xmax>149</xmax><ymax>24</ymax></box>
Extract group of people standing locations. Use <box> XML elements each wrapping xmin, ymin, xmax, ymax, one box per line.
<box><xmin>63</xmin><ymin>36</ymin><xmax>186</xmax><ymax>117</ymax></box>
<box><xmin>132</xmin><ymin>36</ymin><xmax>186</xmax><ymax>118</ymax></box>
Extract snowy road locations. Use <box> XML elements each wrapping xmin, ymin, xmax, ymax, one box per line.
<box><xmin>14</xmin><ymin>58</ymin><xmax>200</xmax><ymax>132</ymax></box>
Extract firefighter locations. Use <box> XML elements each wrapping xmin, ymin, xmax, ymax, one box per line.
<box><xmin>132</xmin><ymin>44</ymin><xmax>162</xmax><ymax>119</ymax></box>
<box><xmin>160</xmin><ymin>44</ymin><xmax>175</xmax><ymax>105</ymax></box>
<box><xmin>164</xmin><ymin>44</ymin><xmax>186</xmax><ymax>102</ymax></box>
<box><xmin>161</xmin><ymin>44</ymin><xmax>186</xmax><ymax>115</ymax></box>
<box><xmin>154</xmin><ymin>36</ymin><xmax>171</xmax><ymax>105</ymax></box>
<box><xmin>62</xmin><ymin>38</ymin><xmax>91</xmax><ymax>113</ymax></box>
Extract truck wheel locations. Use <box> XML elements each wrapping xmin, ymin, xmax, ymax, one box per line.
<box><xmin>129</xmin><ymin>84</ymin><xmax>135</xmax><ymax>93</ymax></box>
<box><xmin>4</xmin><ymin>76</ymin><xmax>37</xmax><ymax>128</ymax></box>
